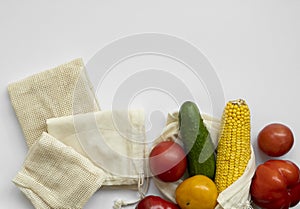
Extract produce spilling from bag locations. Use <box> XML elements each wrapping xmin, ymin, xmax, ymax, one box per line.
<box><xmin>145</xmin><ymin>100</ymin><xmax>299</xmax><ymax>209</ymax></box>
<box><xmin>8</xmin><ymin>59</ymin><xmax>300</xmax><ymax>209</ymax></box>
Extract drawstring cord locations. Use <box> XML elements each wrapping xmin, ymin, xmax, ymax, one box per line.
<box><xmin>113</xmin><ymin>172</ymin><xmax>150</xmax><ymax>209</ymax></box>
<box><xmin>113</xmin><ymin>129</ymin><xmax>150</xmax><ymax>209</ymax></box>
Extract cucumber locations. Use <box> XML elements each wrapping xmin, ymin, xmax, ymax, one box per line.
<box><xmin>179</xmin><ymin>101</ymin><xmax>216</xmax><ymax>179</ymax></box>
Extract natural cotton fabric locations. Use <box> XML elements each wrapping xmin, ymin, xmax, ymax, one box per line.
<box><xmin>13</xmin><ymin>132</ymin><xmax>107</xmax><ymax>209</ymax></box>
<box><xmin>46</xmin><ymin>110</ymin><xmax>146</xmax><ymax>187</ymax></box>
<box><xmin>8</xmin><ymin>58</ymin><xmax>148</xmax><ymax>209</ymax></box>
<box><xmin>8</xmin><ymin>58</ymin><xmax>99</xmax><ymax>147</ymax></box>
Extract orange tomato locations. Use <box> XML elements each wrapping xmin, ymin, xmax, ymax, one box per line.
<box><xmin>175</xmin><ymin>175</ymin><xmax>218</xmax><ymax>209</ymax></box>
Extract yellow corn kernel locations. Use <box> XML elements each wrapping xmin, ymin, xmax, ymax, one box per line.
<box><xmin>215</xmin><ymin>99</ymin><xmax>251</xmax><ymax>193</ymax></box>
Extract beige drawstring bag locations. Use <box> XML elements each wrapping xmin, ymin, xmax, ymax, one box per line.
<box><xmin>153</xmin><ymin>112</ymin><xmax>256</xmax><ymax>209</ymax></box>
<box><xmin>8</xmin><ymin>58</ymin><xmax>98</xmax><ymax>147</ymax></box>
<box><xmin>12</xmin><ymin>132</ymin><xmax>107</xmax><ymax>209</ymax></box>
<box><xmin>47</xmin><ymin>110</ymin><xmax>150</xmax><ymax>208</ymax></box>
<box><xmin>46</xmin><ymin>110</ymin><xmax>147</xmax><ymax>187</ymax></box>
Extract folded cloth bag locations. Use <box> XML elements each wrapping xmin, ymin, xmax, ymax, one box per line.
<box><xmin>12</xmin><ymin>132</ymin><xmax>107</xmax><ymax>209</ymax></box>
<box><xmin>153</xmin><ymin>112</ymin><xmax>256</xmax><ymax>209</ymax></box>
<box><xmin>46</xmin><ymin>110</ymin><xmax>147</xmax><ymax>187</ymax></box>
<box><xmin>8</xmin><ymin>58</ymin><xmax>99</xmax><ymax>147</ymax></box>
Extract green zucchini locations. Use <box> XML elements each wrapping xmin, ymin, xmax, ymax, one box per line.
<box><xmin>179</xmin><ymin>101</ymin><xmax>216</xmax><ymax>179</ymax></box>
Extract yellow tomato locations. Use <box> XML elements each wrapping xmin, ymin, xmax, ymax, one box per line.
<box><xmin>175</xmin><ymin>175</ymin><xmax>218</xmax><ymax>209</ymax></box>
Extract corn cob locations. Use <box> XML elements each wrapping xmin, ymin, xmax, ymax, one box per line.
<box><xmin>214</xmin><ymin>99</ymin><xmax>251</xmax><ymax>193</ymax></box>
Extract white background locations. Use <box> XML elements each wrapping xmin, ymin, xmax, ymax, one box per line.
<box><xmin>1</xmin><ymin>0</ymin><xmax>300</xmax><ymax>208</ymax></box>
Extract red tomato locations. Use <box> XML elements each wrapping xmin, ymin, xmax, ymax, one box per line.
<box><xmin>136</xmin><ymin>195</ymin><xmax>180</xmax><ymax>209</ymax></box>
<box><xmin>149</xmin><ymin>141</ymin><xmax>187</xmax><ymax>182</ymax></box>
<box><xmin>250</xmin><ymin>160</ymin><xmax>300</xmax><ymax>209</ymax></box>
<box><xmin>257</xmin><ymin>123</ymin><xmax>294</xmax><ymax>157</ymax></box>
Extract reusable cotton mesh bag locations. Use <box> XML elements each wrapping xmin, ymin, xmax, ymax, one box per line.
<box><xmin>12</xmin><ymin>132</ymin><xmax>107</xmax><ymax>209</ymax></box>
<box><xmin>8</xmin><ymin>58</ymin><xmax>99</xmax><ymax>147</ymax></box>
<box><xmin>8</xmin><ymin>59</ymin><xmax>106</xmax><ymax>209</ymax></box>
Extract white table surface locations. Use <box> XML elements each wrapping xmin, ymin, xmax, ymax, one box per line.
<box><xmin>1</xmin><ymin>0</ymin><xmax>300</xmax><ymax>208</ymax></box>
